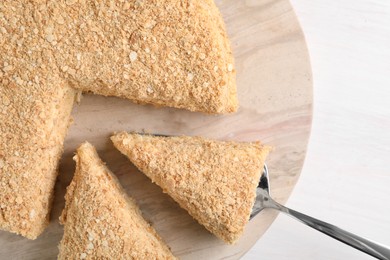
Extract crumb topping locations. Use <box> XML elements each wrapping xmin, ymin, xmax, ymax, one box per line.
<box><xmin>111</xmin><ymin>133</ymin><xmax>270</xmax><ymax>244</ymax></box>
<box><xmin>0</xmin><ymin>0</ymin><xmax>236</xmax><ymax>239</ymax></box>
<box><xmin>58</xmin><ymin>142</ymin><xmax>176</xmax><ymax>259</ymax></box>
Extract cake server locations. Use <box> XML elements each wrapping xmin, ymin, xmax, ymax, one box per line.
<box><xmin>250</xmin><ymin>164</ymin><xmax>390</xmax><ymax>260</ymax></box>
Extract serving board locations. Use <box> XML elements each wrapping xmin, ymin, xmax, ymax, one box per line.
<box><xmin>0</xmin><ymin>0</ymin><xmax>312</xmax><ymax>259</ymax></box>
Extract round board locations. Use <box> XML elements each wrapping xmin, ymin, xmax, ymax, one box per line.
<box><xmin>0</xmin><ymin>0</ymin><xmax>312</xmax><ymax>259</ymax></box>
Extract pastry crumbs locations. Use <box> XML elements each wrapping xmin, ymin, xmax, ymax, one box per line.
<box><xmin>0</xmin><ymin>0</ymin><xmax>236</xmax><ymax>239</ymax></box>
<box><xmin>111</xmin><ymin>133</ymin><xmax>270</xmax><ymax>244</ymax></box>
<box><xmin>58</xmin><ymin>142</ymin><xmax>175</xmax><ymax>259</ymax></box>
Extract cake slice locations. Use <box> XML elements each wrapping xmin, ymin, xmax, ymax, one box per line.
<box><xmin>58</xmin><ymin>142</ymin><xmax>175</xmax><ymax>259</ymax></box>
<box><xmin>111</xmin><ymin>133</ymin><xmax>270</xmax><ymax>244</ymax></box>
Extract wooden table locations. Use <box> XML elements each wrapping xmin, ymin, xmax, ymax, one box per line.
<box><xmin>244</xmin><ymin>1</ymin><xmax>390</xmax><ymax>259</ymax></box>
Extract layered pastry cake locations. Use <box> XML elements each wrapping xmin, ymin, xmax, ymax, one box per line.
<box><xmin>58</xmin><ymin>142</ymin><xmax>175</xmax><ymax>259</ymax></box>
<box><xmin>0</xmin><ymin>0</ymin><xmax>236</xmax><ymax>238</ymax></box>
<box><xmin>111</xmin><ymin>133</ymin><xmax>270</xmax><ymax>244</ymax></box>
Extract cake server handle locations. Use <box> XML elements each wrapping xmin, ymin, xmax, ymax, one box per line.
<box><xmin>268</xmin><ymin>198</ymin><xmax>390</xmax><ymax>260</ymax></box>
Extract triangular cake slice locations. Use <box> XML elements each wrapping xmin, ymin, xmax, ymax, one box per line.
<box><xmin>58</xmin><ymin>142</ymin><xmax>175</xmax><ymax>259</ymax></box>
<box><xmin>111</xmin><ymin>133</ymin><xmax>270</xmax><ymax>244</ymax></box>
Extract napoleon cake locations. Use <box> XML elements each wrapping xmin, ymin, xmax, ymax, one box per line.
<box><xmin>1</xmin><ymin>0</ymin><xmax>236</xmax><ymax>239</ymax></box>
<box><xmin>111</xmin><ymin>133</ymin><xmax>270</xmax><ymax>244</ymax></box>
<box><xmin>58</xmin><ymin>142</ymin><xmax>175</xmax><ymax>259</ymax></box>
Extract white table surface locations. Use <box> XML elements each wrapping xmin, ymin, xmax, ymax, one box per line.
<box><xmin>243</xmin><ymin>1</ymin><xmax>390</xmax><ymax>259</ymax></box>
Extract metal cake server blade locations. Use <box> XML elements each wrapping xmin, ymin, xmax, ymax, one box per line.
<box><xmin>250</xmin><ymin>164</ymin><xmax>390</xmax><ymax>260</ymax></box>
